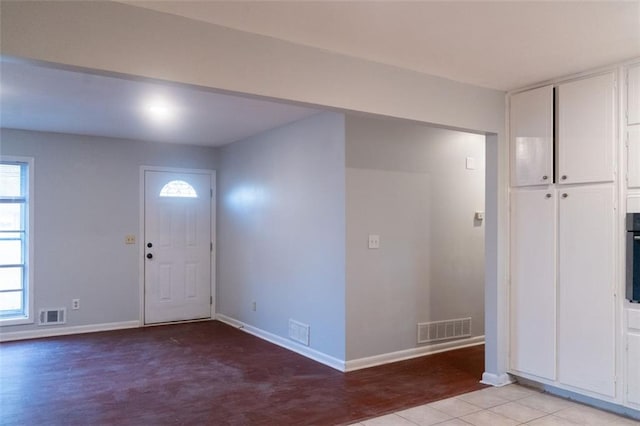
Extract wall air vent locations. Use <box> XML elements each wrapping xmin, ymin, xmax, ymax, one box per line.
<box><xmin>417</xmin><ymin>317</ymin><xmax>471</xmax><ymax>344</ymax></box>
<box><xmin>288</xmin><ymin>319</ymin><xmax>310</xmax><ymax>346</ymax></box>
<box><xmin>38</xmin><ymin>308</ymin><xmax>66</xmax><ymax>326</ymax></box>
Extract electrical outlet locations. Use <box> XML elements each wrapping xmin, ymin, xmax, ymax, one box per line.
<box><xmin>125</xmin><ymin>235</ymin><xmax>136</xmax><ymax>244</ymax></box>
<box><xmin>368</xmin><ymin>234</ymin><xmax>380</xmax><ymax>249</ymax></box>
<box><xmin>72</xmin><ymin>299</ymin><xmax>80</xmax><ymax>310</ymax></box>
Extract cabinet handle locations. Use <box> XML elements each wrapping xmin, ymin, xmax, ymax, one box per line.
<box><xmin>545</xmin><ymin>193</ymin><xmax>552</xmax><ymax>199</ymax></box>
<box><xmin>562</xmin><ymin>193</ymin><xmax>568</xmax><ymax>198</ymax></box>
<box><xmin>542</xmin><ymin>175</ymin><xmax>548</xmax><ymax>180</ymax></box>
<box><xmin>561</xmin><ymin>175</ymin><xmax>567</xmax><ymax>180</ymax></box>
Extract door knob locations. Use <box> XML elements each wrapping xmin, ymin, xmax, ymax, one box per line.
<box><xmin>542</xmin><ymin>175</ymin><xmax>548</xmax><ymax>180</ymax></box>
<box><xmin>146</xmin><ymin>253</ymin><xmax>153</xmax><ymax>259</ymax></box>
<box><xmin>147</xmin><ymin>242</ymin><xmax>153</xmax><ymax>248</ymax></box>
<box><xmin>545</xmin><ymin>193</ymin><xmax>552</xmax><ymax>199</ymax></box>
<box><xmin>561</xmin><ymin>175</ymin><xmax>567</xmax><ymax>180</ymax></box>
<box><xmin>562</xmin><ymin>193</ymin><xmax>568</xmax><ymax>199</ymax></box>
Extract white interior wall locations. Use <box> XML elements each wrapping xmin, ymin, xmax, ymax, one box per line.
<box><xmin>0</xmin><ymin>1</ymin><xmax>507</xmax><ymax>379</ymax></box>
<box><xmin>217</xmin><ymin>112</ymin><xmax>346</xmax><ymax>359</ymax></box>
<box><xmin>0</xmin><ymin>128</ymin><xmax>218</xmax><ymax>332</ymax></box>
<box><xmin>345</xmin><ymin>115</ymin><xmax>486</xmax><ymax>360</ymax></box>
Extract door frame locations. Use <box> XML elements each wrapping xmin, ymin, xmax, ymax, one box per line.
<box><xmin>138</xmin><ymin>166</ymin><xmax>216</xmax><ymax>326</ymax></box>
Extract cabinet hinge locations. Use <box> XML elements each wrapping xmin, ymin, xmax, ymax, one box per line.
<box><xmin>210</xmin><ymin>242</ymin><xmax>213</xmax><ymax>252</ymax></box>
<box><xmin>210</xmin><ymin>188</ymin><xmax>213</xmax><ymax>198</ymax></box>
<box><xmin>210</xmin><ymin>296</ymin><xmax>213</xmax><ymax>305</ymax></box>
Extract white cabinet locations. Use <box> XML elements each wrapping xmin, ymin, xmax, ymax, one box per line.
<box><xmin>510</xmin><ymin>85</ymin><xmax>554</xmax><ymax>187</ymax></box>
<box><xmin>628</xmin><ymin>309</ymin><xmax>640</xmax><ymax>406</ymax></box>
<box><xmin>628</xmin><ymin>333</ymin><xmax>640</xmax><ymax>405</ymax></box>
<box><xmin>509</xmin><ymin>69</ymin><xmax>619</xmax><ymax>403</ymax></box>
<box><xmin>629</xmin><ymin>127</ymin><xmax>640</xmax><ymax>188</ymax></box>
<box><xmin>557</xmin><ymin>73</ymin><xmax>615</xmax><ymax>185</ymax></box>
<box><xmin>510</xmin><ymin>188</ymin><xmax>556</xmax><ymax>380</ymax></box>
<box><xmin>510</xmin><ymin>73</ymin><xmax>616</xmax><ymax>187</ymax></box>
<box><xmin>557</xmin><ymin>185</ymin><xmax>616</xmax><ymax>397</ymax></box>
<box><xmin>510</xmin><ymin>185</ymin><xmax>616</xmax><ymax>394</ymax></box>
<box><xmin>629</xmin><ymin>64</ymin><xmax>640</xmax><ymax>125</ymax></box>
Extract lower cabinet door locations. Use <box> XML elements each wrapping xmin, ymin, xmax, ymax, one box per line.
<box><xmin>558</xmin><ymin>185</ymin><xmax>616</xmax><ymax>397</ymax></box>
<box><xmin>629</xmin><ymin>127</ymin><xmax>640</xmax><ymax>188</ymax></box>
<box><xmin>628</xmin><ymin>333</ymin><xmax>640</xmax><ymax>405</ymax></box>
<box><xmin>510</xmin><ymin>188</ymin><xmax>557</xmax><ymax>380</ymax></box>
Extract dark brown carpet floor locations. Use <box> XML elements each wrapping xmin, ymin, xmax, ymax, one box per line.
<box><xmin>0</xmin><ymin>320</ymin><xmax>485</xmax><ymax>425</ymax></box>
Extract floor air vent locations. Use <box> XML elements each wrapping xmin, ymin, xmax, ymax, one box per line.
<box><xmin>39</xmin><ymin>308</ymin><xmax>66</xmax><ymax>326</ymax></box>
<box><xmin>417</xmin><ymin>317</ymin><xmax>471</xmax><ymax>344</ymax></box>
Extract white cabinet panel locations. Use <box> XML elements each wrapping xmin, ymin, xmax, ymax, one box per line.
<box><xmin>629</xmin><ymin>64</ymin><xmax>640</xmax><ymax>125</ymax></box>
<box><xmin>558</xmin><ymin>73</ymin><xmax>615</xmax><ymax>184</ymax></box>
<box><xmin>629</xmin><ymin>127</ymin><xmax>640</xmax><ymax>188</ymax></box>
<box><xmin>558</xmin><ymin>185</ymin><xmax>615</xmax><ymax>397</ymax></box>
<box><xmin>628</xmin><ymin>333</ymin><xmax>640</xmax><ymax>405</ymax></box>
<box><xmin>510</xmin><ymin>188</ymin><xmax>556</xmax><ymax>379</ymax></box>
<box><xmin>510</xmin><ymin>85</ymin><xmax>554</xmax><ymax>187</ymax></box>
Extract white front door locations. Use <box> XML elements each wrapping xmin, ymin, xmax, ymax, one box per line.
<box><xmin>144</xmin><ymin>170</ymin><xmax>212</xmax><ymax>324</ymax></box>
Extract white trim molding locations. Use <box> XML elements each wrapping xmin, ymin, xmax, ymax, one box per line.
<box><xmin>481</xmin><ymin>371</ymin><xmax>516</xmax><ymax>387</ymax></box>
<box><xmin>216</xmin><ymin>314</ymin><xmax>346</xmax><ymax>371</ymax></box>
<box><xmin>0</xmin><ymin>320</ymin><xmax>139</xmax><ymax>342</ymax></box>
<box><xmin>217</xmin><ymin>314</ymin><xmax>484</xmax><ymax>374</ymax></box>
<box><xmin>345</xmin><ymin>336</ymin><xmax>485</xmax><ymax>372</ymax></box>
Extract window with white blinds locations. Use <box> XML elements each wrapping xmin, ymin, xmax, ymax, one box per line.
<box><xmin>0</xmin><ymin>158</ymin><xmax>33</xmax><ymax>324</ymax></box>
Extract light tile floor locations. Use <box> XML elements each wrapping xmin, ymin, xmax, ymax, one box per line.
<box><xmin>349</xmin><ymin>384</ymin><xmax>640</xmax><ymax>426</ymax></box>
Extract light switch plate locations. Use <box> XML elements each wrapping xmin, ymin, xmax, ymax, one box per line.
<box><xmin>368</xmin><ymin>234</ymin><xmax>380</xmax><ymax>249</ymax></box>
<box><xmin>125</xmin><ymin>235</ymin><xmax>136</xmax><ymax>244</ymax></box>
<box><xmin>466</xmin><ymin>157</ymin><xmax>476</xmax><ymax>170</ymax></box>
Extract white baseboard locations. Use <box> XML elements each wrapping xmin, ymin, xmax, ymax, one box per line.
<box><xmin>481</xmin><ymin>371</ymin><xmax>515</xmax><ymax>387</ymax></box>
<box><xmin>344</xmin><ymin>336</ymin><xmax>485</xmax><ymax>372</ymax></box>
<box><xmin>0</xmin><ymin>320</ymin><xmax>140</xmax><ymax>342</ymax></box>
<box><xmin>215</xmin><ymin>314</ymin><xmax>346</xmax><ymax>371</ymax></box>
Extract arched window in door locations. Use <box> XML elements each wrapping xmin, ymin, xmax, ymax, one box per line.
<box><xmin>159</xmin><ymin>180</ymin><xmax>198</xmax><ymax>198</ymax></box>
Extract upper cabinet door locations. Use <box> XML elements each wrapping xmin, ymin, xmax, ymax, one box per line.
<box><xmin>557</xmin><ymin>73</ymin><xmax>615</xmax><ymax>185</ymax></box>
<box><xmin>629</xmin><ymin>64</ymin><xmax>640</xmax><ymax>125</ymax></box>
<box><xmin>630</xmin><ymin>127</ymin><xmax>640</xmax><ymax>188</ymax></box>
<box><xmin>510</xmin><ymin>85</ymin><xmax>554</xmax><ymax>187</ymax></box>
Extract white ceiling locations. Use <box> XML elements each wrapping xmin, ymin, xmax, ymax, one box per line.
<box><xmin>0</xmin><ymin>60</ymin><xmax>320</xmax><ymax>147</ymax></box>
<box><xmin>123</xmin><ymin>0</ymin><xmax>640</xmax><ymax>91</ymax></box>
<box><xmin>2</xmin><ymin>2</ymin><xmax>638</xmax><ymax>146</ymax></box>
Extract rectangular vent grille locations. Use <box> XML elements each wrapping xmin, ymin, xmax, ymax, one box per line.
<box><xmin>417</xmin><ymin>317</ymin><xmax>471</xmax><ymax>344</ymax></box>
<box><xmin>38</xmin><ymin>308</ymin><xmax>66</xmax><ymax>326</ymax></box>
<box><xmin>288</xmin><ymin>319</ymin><xmax>310</xmax><ymax>346</ymax></box>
